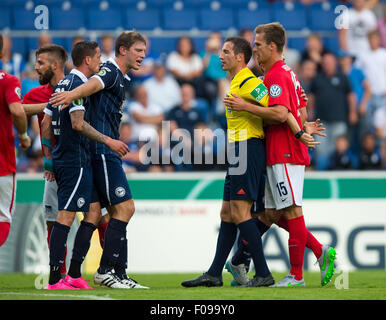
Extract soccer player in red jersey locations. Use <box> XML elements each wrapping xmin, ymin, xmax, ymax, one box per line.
<box><xmin>0</xmin><ymin>34</ymin><xmax>31</xmax><ymax>247</ymax></box>
<box><xmin>224</xmin><ymin>23</ymin><xmax>336</xmax><ymax>287</ymax></box>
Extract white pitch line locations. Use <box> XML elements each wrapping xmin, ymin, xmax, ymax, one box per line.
<box><xmin>0</xmin><ymin>292</ymin><xmax>115</xmax><ymax>300</ymax></box>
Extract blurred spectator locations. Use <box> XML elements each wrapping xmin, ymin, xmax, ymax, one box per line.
<box><xmin>192</xmin><ymin>123</ymin><xmax>224</xmax><ymax>171</ymax></box>
<box><xmin>240</xmin><ymin>28</ymin><xmax>261</xmax><ymax>76</ymax></box>
<box><xmin>128</xmin><ymin>86</ymin><xmax>164</xmax><ymax>142</ymax></box>
<box><xmin>329</xmin><ymin>135</ymin><xmax>357</xmax><ymax>170</ymax></box>
<box><xmin>283</xmin><ymin>42</ymin><xmax>300</xmax><ymax>72</ymax></box>
<box><xmin>27</xmin><ymin>32</ymin><xmax>52</xmax><ymax>72</ymax></box>
<box><xmin>166</xmin><ymin>36</ymin><xmax>203</xmax><ymax>94</ymax></box>
<box><xmin>166</xmin><ymin>83</ymin><xmax>205</xmax><ymax>137</ymax></box>
<box><xmin>338</xmin><ymin>50</ymin><xmax>372</xmax><ymax>153</ymax></box>
<box><xmin>378</xmin><ymin>3</ymin><xmax>386</xmax><ymax>48</ymax></box>
<box><xmin>298</xmin><ymin>59</ymin><xmax>317</xmax><ymax>94</ymax></box>
<box><xmin>0</xmin><ymin>35</ymin><xmax>26</xmax><ymax>79</ymax></box>
<box><xmin>21</xmin><ymin>70</ymin><xmax>40</xmax><ymax>98</ymax></box>
<box><xmin>300</xmin><ymin>33</ymin><xmax>329</xmax><ymax>72</ymax></box>
<box><xmin>200</xmin><ymin>32</ymin><xmax>227</xmax><ymax>109</ymax></box>
<box><xmin>143</xmin><ymin>56</ymin><xmax>181</xmax><ymax>113</ymax></box>
<box><xmin>356</xmin><ymin>30</ymin><xmax>386</xmax><ymax>129</ymax></box>
<box><xmin>308</xmin><ymin>53</ymin><xmax>357</xmax><ymax>169</ymax></box>
<box><xmin>65</xmin><ymin>35</ymin><xmax>84</xmax><ymax>73</ymax></box>
<box><xmin>100</xmin><ymin>34</ymin><xmax>115</xmax><ymax>63</ymax></box>
<box><xmin>374</xmin><ymin>103</ymin><xmax>386</xmax><ymax>148</ymax></box>
<box><xmin>119</xmin><ymin>122</ymin><xmax>141</xmax><ymax>173</ymax></box>
<box><xmin>359</xmin><ymin>132</ymin><xmax>383</xmax><ymax>169</ymax></box>
<box><xmin>129</xmin><ymin>35</ymin><xmax>160</xmax><ymax>84</ymax></box>
<box><xmin>339</xmin><ymin>0</ymin><xmax>377</xmax><ymax>57</ymax></box>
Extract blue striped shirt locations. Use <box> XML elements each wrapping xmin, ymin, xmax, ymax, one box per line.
<box><xmin>44</xmin><ymin>69</ymin><xmax>91</xmax><ymax>167</ymax></box>
<box><xmin>89</xmin><ymin>58</ymin><xmax>131</xmax><ymax>155</ymax></box>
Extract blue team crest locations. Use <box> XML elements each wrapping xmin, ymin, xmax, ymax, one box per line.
<box><xmin>77</xmin><ymin>197</ymin><xmax>85</xmax><ymax>208</ymax></box>
<box><xmin>269</xmin><ymin>84</ymin><xmax>282</xmax><ymax>98</ymax></box>
<box><xmin>115</xmin><ymin>187</ymin><xmax>126</xmax><ymax>198</ymax></box>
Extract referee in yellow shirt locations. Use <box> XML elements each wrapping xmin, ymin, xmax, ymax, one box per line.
<box><xmin>182</xmin><ymin>37</ymin><xmax>274</xmax><ymax>288</ymax></box>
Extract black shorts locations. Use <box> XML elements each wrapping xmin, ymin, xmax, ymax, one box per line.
<box><xmin>91</xmin><ymin>154</ymin><xmax>132</xmax><ymax>208</ymax></box>
<box><xmin>223</xmin><ymin>138</ymin><xmax>266</xmax><ymax>213</ymax></box>
<box><xmin>54</xmin><ymin>165</ymin><xmax>93</xmax><ymax>212</ymax></box>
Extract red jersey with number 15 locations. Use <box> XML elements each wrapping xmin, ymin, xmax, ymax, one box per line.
<box><xmin>0</xmin><ymin>71</ymin><xmax>22</xmax><ymax>176</ymax></box>
<box><xmin>264</xmin><ymin>60</ymin><xmax>310</xmax><ymax>166</ymax></box>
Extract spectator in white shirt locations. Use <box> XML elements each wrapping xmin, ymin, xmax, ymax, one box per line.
<box><xmin>166</xmin><ymin>36</ymin><xmax>203</xmax><ymax>94</ymax></box>
<box><xmin>128</xmin><ymin>86</ymin><xmax>164</xmax><ymax>142</ymax></box>
<box><xmin>356</xmin><ymin>30</ymin><xmax>386</xmax><ymax>129</ymax></box>
<box><xmin>143</xmin><ymin>57</ymin><xmax>181</xmax><ymax>113</ymax></box>
<box><xmin>100</xmin><ymin>34</ymin><xmax>115</xmax><ymax>63</ymax></box>
<box><xmin>339</xmin><ymin>0</ymin><xmax>377</xmax><ymax>57</ymax></box>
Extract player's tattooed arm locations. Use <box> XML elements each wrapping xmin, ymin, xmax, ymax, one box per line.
<box><xmin>70</xmin><ymin>110</ymin><xmax>130</xmax><ymax>157</ymax></box>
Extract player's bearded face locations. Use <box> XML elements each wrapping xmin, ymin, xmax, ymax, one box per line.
<box><xmin>38</xmin><ymin>66</ymin><xmax>54</xmax><ymax>85</ymax></box>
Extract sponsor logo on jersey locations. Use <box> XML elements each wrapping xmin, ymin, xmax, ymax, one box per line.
<box><xmin>250</xmin><ymin>83</ymin><xmax>268</xmax><ymax>102</ymax></box>
<box><xmin>269</xmin><ymin>84</ymin><xmax>282</xmax><ymax>98</ymax></box>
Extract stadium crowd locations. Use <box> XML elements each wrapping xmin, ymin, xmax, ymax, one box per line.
<box><xmin>1</xmin><ymin>0</ymin><xmax>386</xmax><ymax>173</ymax></box>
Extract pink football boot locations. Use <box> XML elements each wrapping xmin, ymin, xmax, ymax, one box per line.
<box><xmin>64</xmin><ymin>275</ymin><xmax>93</xmax><ymax>289</ymax></box>
<box><xmin>46</xmin><ymin>279</ymin><xmax>77</xmax><ymax>289</ymax></box>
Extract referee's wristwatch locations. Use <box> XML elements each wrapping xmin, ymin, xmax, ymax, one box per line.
<box><xmin>295</xmin><ymin>129</ymin><xmax>305</xmax><ymax>139</ymax></box>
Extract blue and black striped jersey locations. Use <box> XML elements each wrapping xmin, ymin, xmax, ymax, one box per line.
<box><xmin>89</xmin><ymin>58</ymin><xmax>131</xmax><ymax>155</ymax></box>
<box><xmin>44</xmin><ymin>69</ymin><xmax>91</xmax><ymax>167</ymax></box>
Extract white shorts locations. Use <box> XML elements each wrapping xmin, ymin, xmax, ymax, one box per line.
<box><xmin>43</xmin><ymin>179</ymin><xmax>58</xmax><ymax>222</ymax></box>
<box><xmin>0</xmin><ymin>174</ymin><xmax>16</xmax><ymax>224</ymax></box>
<box><xmin>264</xmin><ymin>163</ymin><xmax>305</xmax><ymax>210</ymax></box>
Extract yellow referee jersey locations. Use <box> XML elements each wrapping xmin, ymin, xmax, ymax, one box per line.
<box><xmin>225</xmin><ymin>67</ymin><xmax>269</xmax><ymax>143</ymax></box>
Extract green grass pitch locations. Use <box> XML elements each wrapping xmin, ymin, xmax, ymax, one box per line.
<box><xmin>0</xmin><ymin>270</ymin><xmax>385</xmax><ymax>300</ymax></box>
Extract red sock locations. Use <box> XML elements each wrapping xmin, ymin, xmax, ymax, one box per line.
<box><xmin>287</xmin><ymin>216</ymin><xmax>307</xmax><ymax>281</ymax></box>
<box><xmin>47</xmin><ymin>225</ymin><xmax>67</xmax><ymax>274</ymax></box>
<box><xmin>97</xmin><ymin>222</ymin><xmax>109</xmax><ymax>249</ymax></box>
<box><xmin>0</xmin><ymin>222</ymin><xmax>10</xmax><ymax>247</ymax></box>
<box><xmin>278</xmin><ymin>216</ymin><xmax>322</xmax><ymax>259</ymax></box>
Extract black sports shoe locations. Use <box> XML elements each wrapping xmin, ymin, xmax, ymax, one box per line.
<box><xmin>181</xmin><ymin>273</ymin><xmax>223</xmax><ymax>288</ymax></box>
<box><xmin>242</xmin><ymin>273</ymin><xmax>275</xmax><ymax>287</ymax></box>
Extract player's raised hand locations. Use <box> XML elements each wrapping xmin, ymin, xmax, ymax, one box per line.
<box><xmin>49</xmin><ymin>91</ymin><xmax>73</xmax><ymax>109</ymax></box>
<box><xmin>106</xmin><ymin>138</ymin><xmax>130</xmax><ymax>157</ymax></box>
<box><xmin>223</xmin><ymin>93</ymin><xmax>247</xmax><ymax>111</ymax></box>
<box><xmin>300</xmin><ymin>132</ymin><xmax>320</xmax><ymax>149</ymax></box>
<box><xmin>304</xmin><ymin>118</ymin><xmax>327</xmax><ymax>137</ymax></box>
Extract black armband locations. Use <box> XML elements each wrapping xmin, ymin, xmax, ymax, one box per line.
<box><xmin>295</xmin><ymin>129</ymin><xmax>305</xmax><ymax>139</ymax></box>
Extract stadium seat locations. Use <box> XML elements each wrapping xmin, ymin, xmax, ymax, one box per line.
<box><xmin>0</xmin><ymin>7</ymin><xmax>10</xmax><ymax>29</ymax></box>
<box><xmin>86</xmin><ymin>8</ymin><xmax>123</xmax><ymax>30</ymax></box>
<box><xmin>308</xmin><ymin>4</ymin><xmax>337</xmax><ymax>31</ymax></box>
<box><xmin>149</xmin><ymin>36</ymin><xmax>177</xmax><ymax>55</ymax></box>
<box><xmin>288</xmin><ymin>37</ymin><xmax>306</xmax><ymax>52</ymax></box>
<box><xmin>146</xmin><ymin>0</ymin><xmax>176</xmax><ymax>8</ymax></box>
<box><xmin>272</xmin><ymin>6</ymin><xmax>308</xmax><ymax>31</ymax></box>
<box><xmin>126</xmin><ymin>9</ymin><xmax>161</xmax><ymax>30</ymax></box>
<box><xmin>323</xmin><ymin>36</ymin><xmax>340</xmax><ymax>54</ymax></box>
<box><xmin>199</xmin><ymin>8</ymin><xmax>234</xmax><ymax>31</ymax></box>
<box><xmin>183</xmin><ymin>0</ymin><xmax>213</xmax><ymax>8</ymax></box>
<box><xmin>236</xmin><ymin>8</ymin><xmax>271</xmax><ymax>30</ymax></box>
<box><xmin>11</xmin><ymin>38</ymin><xmax>27</xmax><ymax>60</ymax></box>
<box><xmin>162</xmin><ymin>8</ymin><xmax>198</xmax><ymax>30</ymax></box>
<box><xmin>12</xmin><ymin>8</ymin><xmax>40</xmax><ymax>30</ymax></box>
<box><xmin>50</xmin><ymin>8</ymin><xmax>86</xmax><ymax>30</ymax></box>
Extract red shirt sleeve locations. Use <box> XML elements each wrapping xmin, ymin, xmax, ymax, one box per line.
<box><xmin>5</xmin><ymin>75</ymin><xmax>22</xmax><ymax>105</ymax></box>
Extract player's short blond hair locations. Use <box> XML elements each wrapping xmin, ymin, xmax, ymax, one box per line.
<box><xmin>254</xmin><ymin>22</ymin><xmax>286</xmax><ymax>54</ymax></box>
<box><xmin>115</xmin><ymin>30</ymin><xmax>146</xmax><ymax>57</ymax></box>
